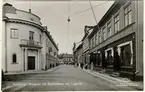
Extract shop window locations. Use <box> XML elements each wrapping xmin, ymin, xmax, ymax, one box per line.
<box><xmin>107</xmin><ymin>50</ymin><xmax>113</xmax><ymax>65</ymax></box>
<box><xmin>120</xmin><ymin>44</ymin><xmax>131</xmax><ymax>66</ymax></box>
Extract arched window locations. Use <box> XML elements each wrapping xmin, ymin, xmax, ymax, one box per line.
<box><xmin>12</xmin><ymin>53</ymin><xmax>17</xmax><ymax>63</ymax></box>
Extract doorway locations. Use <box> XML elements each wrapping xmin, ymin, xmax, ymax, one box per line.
<box><xmin>28</xmin><ymin>56</ymin><xmax>35</xmax><ymax>70</ymax></box>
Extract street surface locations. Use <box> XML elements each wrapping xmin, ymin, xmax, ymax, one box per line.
<box><xmin>2</xmin><ymin>65</ymin><xmax>143</xmax><ymax>91</ymax></box>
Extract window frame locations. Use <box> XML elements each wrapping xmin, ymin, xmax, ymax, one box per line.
<box><xmin>124</xmin><ymin>3</ymin><xmax>132</xmax><ymax>27</ymax></box>
<box><xmin>29</xmin><ymin>31</ymin><xmax>34</xmax><ymax>41</ymax></box>
<box><xmin>10</xmin><ymin>28</ymin><xmax>19</xmax><ymax>39</ymax></box>
<box><xmin>12</xmin><ymin>53</ymin><xmax>17</xmax><ymax>64</ymax></box>
<box><xmin>107</xmin><ymin>20</ymin><xmax>112</xmax><ymax>38</ymax></box>
<box><xmin>98</xmin><ymin>31</ymin><xmax>101</xmax><ymax>43</ymax></box>
<box><xmin>95</xmin><ymin>34</ymin><xmax>98</xmax><ymax>45</ymax></box>
<box><xmin>102</xmin><ymin>26</ymin><xmax>106</xmax><ymax>41</ymax></box>
<box><xmin>114</xmin><ymin>14</ymin><xmax>120</xmax><ymax>33</ymax></box>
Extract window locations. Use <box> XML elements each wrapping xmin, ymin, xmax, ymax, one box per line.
<box><xmin>90</xmin><ymin>38</ymin><xmax>93</xmax><ymax>48</ymax></box>
<box><xmin>11</xmin><ymin>28</ymin><xmax>18</xmax><ymax>38</ymax></box>
<box><xmin>89</xmin><ymin>39</ymin><xmax>91</xmax><ymax>49</ymax></box>
<box><xmin>46</xmin><ymin>39</ymin><xmax>48</xmax><ymax>46</ymax></box>
<box><xmin>114</xmin><ymin>14</ymin><xmax>120</xmax><ymax>33</ymax></box>
<box><xmin>40</xmin><ymin>35</ymin><xmax>41</xmax><ymax>43</ymax></box>
<box><xmin>95</xmin><ymin>34</ymin><xmax>98</xmax><ymax>45</ymax></box>
<box><xmin>12</xmin><ymin>53</ymin><xmax>17</xmax><ymax>63</ymax></box>
<box><xmin>102</xmin><ymin>26</ymin><xmax>106</xmax><ymax>41</ymax></box>
<box><xmin>124</xmin><ymin>4</ymin><xmax>132</xmax><ymax>27</ymax></box>
<box><xmin>98</xmin><ymin>31</ymin><xmax>101</xmax><ymax>43</ymax></box>
<box><xmin>92</xmin><ymin>37</ymin><xmax>95</xmax><ymax>48</ymax></box>
<box><xmin>107</xmin><ymin>21</ymin><xmax>111</xmax><ymax>38</ymax></box>
<box><xmin>54</xmin><ymin>52</ymin><xmax>56</xmax><ymax>56</ymax></box>
<box><xmin>29</xmin><ymin>31</ymin><xmax>34</xmax><ymax>40</ymax></box>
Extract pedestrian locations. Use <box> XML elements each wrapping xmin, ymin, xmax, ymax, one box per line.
<box><xmin>114</xmin><ymin>50</ymin><xmax>121</xmax><ymax>71</ymax></box>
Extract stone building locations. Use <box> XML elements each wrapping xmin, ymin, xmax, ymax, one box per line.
<box><xmin>2</xmin><ymin>3</ymin><xmax>59</xmax><ymax>73</ymax></box>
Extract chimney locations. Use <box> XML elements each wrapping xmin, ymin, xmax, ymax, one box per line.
<box><xmin>84</xmin><ymin>25</ymin><xmax>88</xmax><ymax>34</ymax></box>
<box><xmin>29</xmin><ymin>9</ymin><xmax>31</xmax><ymax>13</ymax></box>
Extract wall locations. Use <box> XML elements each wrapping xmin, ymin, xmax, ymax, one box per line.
<box><xmin>5</xmin><ymin>22</ymin><xmax>42</xmax><ymax>72</ymax></box>
<box><xmin>5</xmin><ymin>9</ymin><xmax>41</xmax><ymax>25</ymax></box>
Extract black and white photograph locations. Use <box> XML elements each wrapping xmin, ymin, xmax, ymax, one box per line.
<box><xmin>1</xmin><ymin>0</ymin><xmax>144</xmax><ymax>91</ymax></box>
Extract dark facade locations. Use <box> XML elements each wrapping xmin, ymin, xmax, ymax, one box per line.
<box><xmin>88</xmin><ymin>0</ymin><xmax>143</xmax><ymax>81</ymax></box>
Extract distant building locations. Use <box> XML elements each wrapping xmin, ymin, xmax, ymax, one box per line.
<box><xmin>81</xmin><ymin>26</ymin><xmax>94</xmax><ymax>69</ymax></box>
<box><xmin>58</xmin><ymin>54</ymin><xmax>73</xmax><ymax>64</ymax></box>
<box><xmin>2</xmin><ymin>3</ymin><xmax>59</xmax><ymax>73</ymax></box>
<box><xmin>73</xmin><ymin>42</ymin><xmax>83</xmax><ymax>67</ymax></box>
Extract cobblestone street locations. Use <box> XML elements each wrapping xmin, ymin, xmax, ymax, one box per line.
<box><xmin>2</xmin><ymin>65</ymin><xmax>143</xmax><ymax>91</ymax></box>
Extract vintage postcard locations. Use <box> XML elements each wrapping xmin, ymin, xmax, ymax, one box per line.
<box><xmin>1</xmin><ymin>0</ymin><xmax>143</xmax><ymax>91</ymax></box>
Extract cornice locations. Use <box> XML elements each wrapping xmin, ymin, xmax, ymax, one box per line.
<box><xmin>5</xmin><ymin>18</ymin><xmax>44</xmax><ymax>31</ymax></box>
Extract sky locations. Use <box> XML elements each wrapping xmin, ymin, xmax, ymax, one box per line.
<box><xmin>3</xmin><ymin>0</ymin><xmax>114</xmax><ymax>54</ymax></box>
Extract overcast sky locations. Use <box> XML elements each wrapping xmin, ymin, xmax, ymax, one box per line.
<box><xmin>3</xmin><ymin>0</ymin><xmax>114</xmax><ymax>54</ymax></box>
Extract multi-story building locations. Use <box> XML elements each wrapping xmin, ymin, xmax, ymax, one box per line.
<box><xmin>42</xmin><ymin>26</ymin><xmax>59</xmax><ymax>69</ymax></box>
<box><xmin>81</xmin><ymin>26</ymin><xmax>94</xmax><ymax>69</ymax></box>
<box><xmin>2</xmin><ymin>3</ymin><xmax>59</xmax><ymax>73</ymax></box>
<box><xmin>73</xmin><ymin>42</ymin><xmax>83</xmax><ymax>67</ymax></box>
<box><xmin>88</xmin><ymin>0</ymin><xmax>143</xmax><ymax>81</ymax></box>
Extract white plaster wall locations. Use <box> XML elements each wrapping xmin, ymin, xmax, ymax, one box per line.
<box><xmin>6</xmin><ymin>22</ymin><xmax>42</xmax><ymax>72</ymax></box>
<box><xmin>6</xmin><ymin>10</ymin><xmax>41</xmax><ymax>25</ymax></box>
<box><xmin>2</xmin><ymin>21</ymin><xmax>6</xmax><ymax>72</ymax></box>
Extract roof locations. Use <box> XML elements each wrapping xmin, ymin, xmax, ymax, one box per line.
<box><xmin>44</xmin><ymin>29</ymin><xmax>59</xmax><ymax>51</ymax></box>
<box><xmin>63</xmin><ymin>54</ymin><xmax>73</xmax><ymax>58</ymax></box>
<box><xmin>58</xmin><ymin>54</ymin><xmax>73</xmax><ymax>58</ymax></box>
<box><xmin>73</xmin><ymin>41</ymin><xmax>82</xmax><ymax>52</ymax></box>
<box><xmin>88</xmin><ymin>0</ymin><xmax>122</xmax><ymax>38</ymax></box>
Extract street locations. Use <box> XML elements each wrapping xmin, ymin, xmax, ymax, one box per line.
<box><xmin>2</xmin><ymin>65</ymin><xmax>143</xmax><ymax>91</ymax></box>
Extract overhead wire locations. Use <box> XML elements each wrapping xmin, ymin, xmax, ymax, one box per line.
<box><xmin>89</xmin><ymin>0</ymin><xmax>97</xmax><ymax>25</ymax></box>
<box><xmin>69</xmin><ymin>1</ymin><xmax>110</xmax><ymax>17</ymax></box>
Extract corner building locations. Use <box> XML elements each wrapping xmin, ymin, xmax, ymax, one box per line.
<box><xmin>2</xmin><ymin>3</ymin><xmax>59</xmax><ymax>73</ymax></box>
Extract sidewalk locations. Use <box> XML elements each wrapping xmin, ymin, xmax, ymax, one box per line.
<box><xmin>2</xmin><ymin>66</ymin><xmax>60</xmax><ymax>90</ymax></box>
<box><xmin>4</xmin><ymin>65</ymin><xmax>59</xmax><ymax>75</ymax></box>
<box><xmin>82</xmin><ymin>68</ymin><xmax>143</xmax><ymax>90</ymax></box>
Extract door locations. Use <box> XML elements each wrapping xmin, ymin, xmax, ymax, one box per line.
<box><xmin>28</xmin><ymin>56</ymin><xmax>35</xmax><ymax>70</ymax></box>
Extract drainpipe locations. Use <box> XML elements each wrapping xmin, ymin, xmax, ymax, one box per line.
<box><xmin>5</xmin><ymin>20</ymin><xmax>7</xmax><ymax>73</ymax></box>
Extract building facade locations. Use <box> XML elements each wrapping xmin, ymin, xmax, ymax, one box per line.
<box><xmin>58</xmin><ymin>54</ymin><xmax>73</xmax><ymax>64</ymax></box>
<box><xmin>81</xmin><ymin>26</ymin><xmax>94</xmax><ymax>69</ymax></box>
<box><xmin>2</xmin><ymin>3</ymin><xmax>59</xmax><ymax>73</ymax></box>
<box><xmin>88</xmin><ymin>0</ymin><xmax>143</xmax><ymax>81</ymax></box>
<box><xmin>73</xmin><ymin>43</ymin><xmax>83</xmax><ymax>67</ymax></box>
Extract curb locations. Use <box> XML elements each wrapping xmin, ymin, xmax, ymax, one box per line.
<box><xmin>2</xmin><ymin>66</ymin><xmax>60</xmax><ymax>91</ymax></box>
<box><xmin>4</xmin><ymin>66</ymin><xmax>59</xmax><ymax>75</ymax></box>
<box><xmin>82</xmin><ymin>68</ymin><xmax>143</xmax><ymax>90</ymax></box>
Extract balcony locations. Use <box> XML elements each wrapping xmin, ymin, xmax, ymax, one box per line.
<box><xmin>19</xmin><ymin>39</ymin><xmax>42</xmax><ymax>49</ymax></box>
